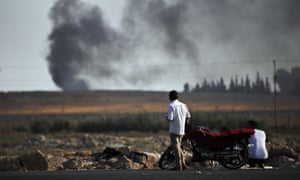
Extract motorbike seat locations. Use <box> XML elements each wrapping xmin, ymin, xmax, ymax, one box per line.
<box><xmin>194</xmin><ymin>127</ymin><xmax>254</xmax><ymax>138</ymax></box>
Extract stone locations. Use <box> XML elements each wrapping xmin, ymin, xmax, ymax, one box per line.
<box><xmin>62</xmin><ymin>158</ymin><xmax>82</xmax><ymax>170</ymax></box>
<box><xmin>143</xmin><ymin>152</ymin><xmax>161</xmax><ymax>168</ymax></box>
<box><xmin>102</xmin><ymin>147</ymin><xmax>121</xmax><ymax>159</ymax></box>
<box><xmin>75</xmin><ymin>150</ymin><xmax>92</xmax><ymax>157</ymax></box>
<box><xmin>19</xmin><ymin>150</ymin><xmax>48</xmax><ymax>171</ymax></box>
<box><xmin>130</xmin><ymin>151</ymin><xmax>159</xmax><ymax>168</ymax></box>
<box><xmin>97</xmin><ymin>157</ymin><xmax>118</xmax><ymax>169</ymax></box>
<box><xmin>114</xmin><ymin>155</ymin><xmax>143</xmax><ymax>169</ymax></box>
<box><xmin>131</xmin><ymin>152</ymin><xmax>147</xmax><ymax>165</ymax></box>
<box><xmin>27</xmin><ymin>135</ymin><xmax>47</xmax><ymax>145</ymax></box>
<box><xmin>82</xmin><ymin>134</ymin><xmax>99</xmax><ymax>148</ymax></box>
<box><xmin>267</xmin><ymin>156</ymin><xmax>296</xmax><ymax>169</ymax></box>
<box><xmin>269</xmin><ymin>146</ymin><xmax>298</xmax><ymax>159</ymax></box>
<box><xmin>0</xmin><ymin>157</ymin><xmax>23</xmax><ymax>171</ymax></box>
<box><xmin>114</xmin><ymin>155</ymin><xmax>132</xmax><ymax>169</ymax></box>
<box><xmin>47</xmin><ymin>156</ymin><xmax>68</xmax><ymax>170</ymax></box>
<box><xmin>118</xmin><ymin>146</ymin><xmax>131</xmax><ymax>157</ymax></box>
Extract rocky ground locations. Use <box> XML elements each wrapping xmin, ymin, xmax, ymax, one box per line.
<box><xmin>0</xmin><ymin>133</ymin><xmax>299</xmax><ymax>171</ymax></box>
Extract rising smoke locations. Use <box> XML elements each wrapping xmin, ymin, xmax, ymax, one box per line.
<box><xmin>47</xmin><ymin>0</ymin><xmax>300</xmax><ymax>91</ymax></box>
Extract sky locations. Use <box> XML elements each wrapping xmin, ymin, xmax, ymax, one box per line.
<box><xmin>0</xmin><ymin>0</ymin><xmax>299</xmax><ymax>92</ymax></box>
<box><xmin>0</xmin><ymin>0</ymin><xmax>125</xmax><ymax>91</ymax></box>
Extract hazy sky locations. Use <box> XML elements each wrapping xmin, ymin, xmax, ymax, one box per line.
<box><xmin>0</xmin><ymin>0</ymin><xmax>299</xmax><ymax>92</ymax></box>
<box><xmin>0</xmin><ymin>0</ymin><xmax>125</xmax><ymax>91</ymax></box>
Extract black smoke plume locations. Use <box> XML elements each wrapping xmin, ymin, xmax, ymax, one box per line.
<box><xmin>47</xmin><ymin>0</ymin><xmax>122</xmax><ymax>90</ymax></box>
<box><xmin>47</xmin><ymin>0</ymin><xmax>300</xmax><ymax>91</ymax></box>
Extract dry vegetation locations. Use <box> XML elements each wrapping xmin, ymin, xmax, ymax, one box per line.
<box><xmin>1</xmin><ymin>90</ymin><xmax>299</xmax><ymax>114</ymax></box>
<box><xmin>0</xmin><ymin>90</ymin><xmax>299</xmax><ymax>157</ymax></box>
<box><xmin>1</xmin><ymin>90</ymin><xmax>300</xmax><ymax>130</ymax></box>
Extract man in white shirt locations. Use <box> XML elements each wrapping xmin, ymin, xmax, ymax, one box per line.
<box><xmin>167</xmin><ymin>90</ymin><xmax>191</xmax><ymax>170</ymax></box>
<box><xmin>247</xmin><ymin>120</ymin><xmax>269</xmax><ymax>168</ymax></box>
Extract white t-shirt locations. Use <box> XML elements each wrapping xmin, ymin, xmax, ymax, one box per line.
<box><xmin>168</xmin><ymin>99</ymin><xmax>191</xmax><ymax>135</ymax></box>
<box><xmin>248</xmin><ymin>129</ymin><xmax>268</xmax><ymax>159</ymax></box>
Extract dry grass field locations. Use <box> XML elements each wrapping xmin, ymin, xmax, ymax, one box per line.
<box><xmin>1</xmin><ymin>90</ymin><xmax>299</xmax><ymax>114</ymax></box>
<box><xmin>0</xmin><ymin>90</ymin><xmax>299</xmax><ymax>133</ymax></box>
<box><xmin>0</xmin><ymin>90</ymin><xmax>299</xmax><ymax>157</ymax></box>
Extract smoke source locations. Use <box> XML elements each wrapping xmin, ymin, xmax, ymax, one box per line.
<box><xmin>47</xmin><ymin>0</ymin><xmax>300</xmax><ymax>91</ymax></box>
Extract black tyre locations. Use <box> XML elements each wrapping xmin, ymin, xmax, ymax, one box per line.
<box><xmin>219</xmin><ymin>141</ymin><xmax>249</xmax><ymax>169</ymax></box>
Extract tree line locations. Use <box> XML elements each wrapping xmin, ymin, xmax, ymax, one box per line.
<box><xmin>183</xmin><ymin>66</ymin><xmax>300</xmax><ymax>96</ymax></box>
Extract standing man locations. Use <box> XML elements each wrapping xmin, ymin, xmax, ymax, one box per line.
<box><xmin>167</xmin><ymin>90</ymin><xmax>191</xmax><ymax>170</ymax></box>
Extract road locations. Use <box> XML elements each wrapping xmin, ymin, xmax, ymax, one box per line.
<box><xmin>0</xmin><ymin>169</ymin><xmax>299</xmax><ymax>180</ymax></box>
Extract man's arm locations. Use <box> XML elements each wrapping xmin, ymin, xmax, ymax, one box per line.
<box><xmin>167</xmin><ymin>105</ymin><xmax>173</xmax><ymax>121</ymax></box>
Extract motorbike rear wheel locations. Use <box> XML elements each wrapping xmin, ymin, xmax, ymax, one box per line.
<box><xmin>219</xmin><ymin>141</ymin><xmax>249</xmax><ymax>169</ymax></box>
<box><xmin>159</xmin><ymin>146</ymin><xmax>177</xmax><ymax>170</ymax></box>
<box><xmin>159</xmin><ymin>142</ymin><xmax>193</xmax><ymax>170</ymax></box>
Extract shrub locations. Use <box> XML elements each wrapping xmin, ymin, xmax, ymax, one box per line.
<box><xmin>13</xmin><ymin>125</ymin><xmax>28</xmax><ymax>133</ymax></box>
<box><xmin>50</xmin><ymin>120</ymin><xmax>71</xmax><ymax>132</ymax></box>
<box><xmin>30</xmin><ymin>120</ymin><xmax>51</xmax><ymax>134</ymax></box>
<box><xmin>76</xmin><ymin>121</ymin><xmax>103</xmax><ymax>133</ymax></box>
<box><xmin>75</xmin><ymin>112</ymin><xmax>167</xmax><ymax>133</ymax></box>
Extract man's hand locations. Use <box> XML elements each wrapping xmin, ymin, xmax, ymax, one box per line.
<box><xmin>166</xmin><ymin>115</ymin><xmax>171</xmax><ymax>122</ymax></box>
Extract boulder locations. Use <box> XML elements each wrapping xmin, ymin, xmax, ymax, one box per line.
<box><xmin>62</xmin><ymin>158</ymin><xmax>82</xmax><ymax>170</ymax></box>
<box><xmin>267</xmin><ymin>156</ymin><xmax>298</xmax><ymax>169</ymax></box>
<box><xmin>143</xmin><ymin>152</ymin><xmax>160</xmax><ymax>168</ymax></box>
<box><xmin>130</xmin><ymin>151</ymin><xmax>159</xmax><ymax>168</ymax></box>
<box><xmin>0</xmin><ymin>157</ymin><xmax>23</xmax><ymax>171</ymax></box>
<box><xmin>119</xmin><ymin>146</ymin><xmax>131</xmax><ymax>157</ymax></box>
<box><xmin>102</xmin><ymin>147</ymin><xmax>121</xmax><ymax>159</ymax></box>
<box><xmin>269</xmin><ymin>146</ymin><xmax>298</xmax><ymax>159</ymax></box>
<box><xmin>97</xmin><ymin>157</ymin><xmax>118</xmax><ymax>169</ymax></box>
<box><xmin>47</xmin><ymin>156</ymin><xmax>68</xmax><ymax>170</ymax></box>
<box><xmin>19</xmin><ymin>150</ymin><xmax>48</xmax><ymax>171</ymax></box>
<box><xmin>99</xmin><ymin>147</ymin><xmax>160</xmax><ymax>169</ymax></box>
<box><xmin>114</xmin><ymin>155</ymin><xmax>144</xmax><ymax>169</ymax></box>
<box><xmin>130</xmin><ymin>152</ymin><xmax>147</xmax><ymax>166</ymax></box>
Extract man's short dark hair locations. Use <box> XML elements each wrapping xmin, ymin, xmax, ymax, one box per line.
<box><xmin>169</xmin><ymin>90</ymin><xmax>178</xmax><ymax>101</ymax></box>
<box><xmin>248</xmin><ymin>120</ymin><xmax>258</xmax><ymax>128</ymax></box>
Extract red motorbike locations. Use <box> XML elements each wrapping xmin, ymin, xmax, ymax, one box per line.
<box><xmin>159</xmin><ymin>125</ymin><xmax>254</xmax><ymax>169</ymax></box>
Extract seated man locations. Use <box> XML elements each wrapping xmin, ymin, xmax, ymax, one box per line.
<box><xmin>247</xmin><ymin>120</ymin><xmax>269</xmax><ymax>168</ymax></box>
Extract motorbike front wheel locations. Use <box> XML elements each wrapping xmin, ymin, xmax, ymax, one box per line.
<box><xmin>219</xmin><ymin>141</ymin><xmax>249</xmax><ymax>169</ymax></box>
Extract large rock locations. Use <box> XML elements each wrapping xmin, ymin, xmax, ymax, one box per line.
<box><xmin>97</xmin><ymin>157</ymin><xmax>118</xmax><ymax>169</ymax></box>
<box><xmin>269</xmin><ymin>146</ymin><xmax>298</xmax><ymax>159</ymax></box>
<box><xmin>143</xmin><ymin>152</ymin><xmax>160</xmax><ymax>168</ymax></box>
<box><xmin>267</xmin><ymin>156</ymin><xmax>298</xmax><ymax>169</ymax></box>
<box><xmin>62</xmin><ymin>158</ymin><xmax>82</xmax><ymax>170</ymax></box>
<box><xmin>98</xmin><ymin>147</ymin><xmax>160</xmax><ymax>169</ymax></box>
<box><xmin>130</xmin><ymin>152</ymin><xmax>147</xmax><ymax>166</ymax></box>
<box><xmin>102</xmin><ymin>147</ymin><xmax>121</xmax><ymax>159</ymax></box>
<box><xmin>114</xmin><ymin>155</ymin><xmax>144</xmax><ymax>169</ymax></box>
<box><xmin>19</xmin><ymin>150</ymin><xmax>48</xmax><ymax>171</ymax></box>
<box><xmin>130</xmin><ymin>151</ymin><xmax>159</xmax><ymax>168</ymax></box>
<box><xmin>0</xmin><ymin>157</ymin><xmax>23</xmax><ymax>171</ymax></box>
<box><xmin>47</xmin><ymin>156</ymin><xmax>68</xmax><ymax>170</ymax></box>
